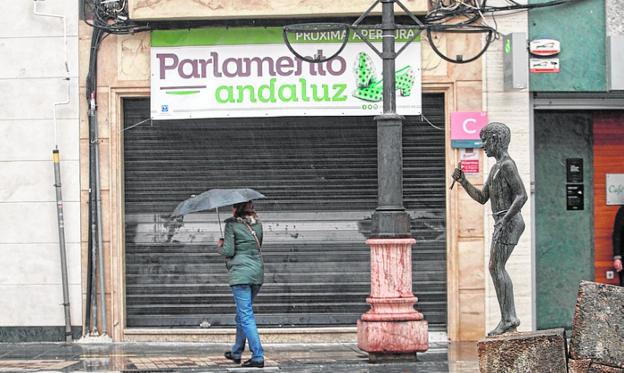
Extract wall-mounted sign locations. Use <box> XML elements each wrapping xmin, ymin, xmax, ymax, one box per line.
<box><xmin>150</xmin><ymin>27</ymin><xmax>422</xmax><ymax>119</ymax></box>
<box><xmin>529</xmin><ymin>39</ymin><xmax>561</xmax><ymax>56</ymax></box>
<box><xmin>606</xmin><ymin>174</ymin><xmax>624</xmax><ymax>205</ymax></box>
<box><xmin>460</xmin><ymin>148</ymin><xmax>479</xmax><ymax>175</ymax></box>
<box><xmin>461</xmin><ymin>160</ymin><xmax>479</xmax><ymax>174</ymax></box>
<box><xmin>566</xmin><ymin>184</ymin><xmax>584</xmax><ymax>211</ymax></box>
<box><xmin>530</xmin><ymin>58</ymin><xmax>560</xmax><ymax>73</ymax></box>
<box><xmin>451</xmin><ymin>112</ymin><xmax>488</xmax><ymax>148</ymax></box>
<box><xmin>566</xmin><ymin>158</ymin><xmax>583</xmax><ymax>183</ymax></box>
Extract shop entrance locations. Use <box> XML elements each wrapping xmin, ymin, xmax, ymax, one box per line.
<box><xmin>122</xmin><ymin>94</ymin><xmax>447</xmax><ymax>329</ymax></box>
<box><xmin>535</xmin><ymin>110</ymin><xmax>624</xmax><ymax>330</ymax></box>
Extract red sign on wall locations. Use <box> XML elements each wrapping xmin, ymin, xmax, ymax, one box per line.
<box><xmin>461</xmin><ymin>160</ymin><xmax>479</xmax><ymax>174</ymax></box>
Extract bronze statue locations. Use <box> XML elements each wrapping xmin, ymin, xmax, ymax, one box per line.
<box><xmin>452</xmin><ymin>122</ymin><xmax>527</xmax><ymax>336</ymax></box>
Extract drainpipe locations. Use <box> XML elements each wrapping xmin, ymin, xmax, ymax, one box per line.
<box><xmin>33</xmin><ymin>0</ymin><xmax>73</xmax><ymax>342</ymax></box>
<box><xmin>86</xmin><ymin>27</ymin><xmax>106</xmax><ymax>336</ymax></box>
<box><xmin>88</xmin><ymin>93</ymin><xmax>99</xmax><ymax>335</ymax></box>
<box><xmin>53</xmin><ymin>150</ymin><xmax>73</xmax><ymax>342</ymax></box>
<box><xmin>92</xmin><ymin>91</ymin><xmax>108</xmax><ymax>335</ymax></box>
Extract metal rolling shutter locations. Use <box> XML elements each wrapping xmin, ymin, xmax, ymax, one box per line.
<box><xmin>123</xmin><ymin>94</ymin><xmax>447</xmax><ymax>329</ymax></box>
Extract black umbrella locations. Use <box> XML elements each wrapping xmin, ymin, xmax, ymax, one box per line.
<box><xmin>171</xmin><ymin>188</ymin><xmax>266</xmax><ymax>236</ymax></box>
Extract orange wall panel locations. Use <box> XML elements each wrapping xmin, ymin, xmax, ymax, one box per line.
<box><xmin>593</xmin><ymin>112</ymin><xmax>624</xmax><ymax>285</ymax></box>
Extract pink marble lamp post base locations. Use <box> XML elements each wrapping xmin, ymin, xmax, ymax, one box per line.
<box><xmin>357</xmin><ymin>238</ymin><xmax>429</xmax><ymax>355</ymax></box>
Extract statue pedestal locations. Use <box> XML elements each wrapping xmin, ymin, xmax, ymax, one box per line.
<box><xmin>356</xmin><ymin>238</ymin><xmax>428</xmax><ymax>356</ymax></box>
<box><xmin>478</xmin><ymin>329</ymin><xmax>568</xmax><ymax>372</ymax></box>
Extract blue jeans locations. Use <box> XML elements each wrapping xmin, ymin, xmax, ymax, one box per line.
<box><xmin>230</xmin><ymin>284</ymin><xmax>264</xmax><ymax>362</ymax></box>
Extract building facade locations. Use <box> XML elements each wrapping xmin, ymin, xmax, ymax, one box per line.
<box><xmin>79</xmin><ymin>0</ymin><xmax>491</xmax><ymax>342</ymax></box>
<box><xmin>529</xmin><ymin>0</ymin><xmax>624</xmax><ymax>330</ymax></box>
<box><xmin>2</xmin><ymin>0</ymin><xmax>621</xmax><ymax>343</ymax></box>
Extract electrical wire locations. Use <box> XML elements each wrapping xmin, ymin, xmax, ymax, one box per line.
<box><xmin>421</xmin><ymin>0</ymin><xmax>579</xmax><ymax>63</ymax></box>
<box><xmin>122</xmin><ymin>118</ymin><xmax>151</xmax><ymax>132</ymax></box>
<box><xmin>82</xmin><ymin>0</ymin><xmax>580</xmax><ymax>66</ymax></box>
<box><xmin>83</xmin><ymin>0</ymin><xmax>150</xmax><ymax>34</ymax></box>
<box><xmin>420</xmin><ymin>114</ymin><xmax>444</xmax><ymax>131</ymax></box>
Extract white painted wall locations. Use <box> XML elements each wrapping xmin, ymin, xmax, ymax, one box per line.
<box><xmin>0</xmin><ymin>1</ymin><xmax>81</xmax><ymax>328</ymax></box>
<box><xmin>481</xmin><ymin>5</ymin><xmax>534</xmax><ymax>332</ymax></box>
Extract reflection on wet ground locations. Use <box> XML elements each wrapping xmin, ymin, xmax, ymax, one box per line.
<box><xmin>0</xmin><ymin>340</ymin><xmax>478</xmax><ymax>372</ymax></box>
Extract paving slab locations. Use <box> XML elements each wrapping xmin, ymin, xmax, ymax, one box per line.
<box><xmin>0</xmin><ymin>340</ymin><xmax>479</xmax><ymax>372</ymax></box>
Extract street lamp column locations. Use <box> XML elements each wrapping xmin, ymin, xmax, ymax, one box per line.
<box><xmin>282</xmin><ymin>0</ymin><xmax>429</xmax><ymax>359</ymax></box>
<box><xmin>356</xmin><ymin>0</ymin><xmax>429</xmax><ymax>360</ymax></box>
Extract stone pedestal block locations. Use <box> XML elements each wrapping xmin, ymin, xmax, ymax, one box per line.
<box><xmin>570</xmin><ymin>281</ymin><xmax>624</xmax><ymax>368</ymax></box>
<box><xmin>357</xmin><ymin>319</ymin><xmax>428</xmax><ymax>353</ymax></box>
<box><xmin>477</xmin><ymin>329</ymin><xmax>567</xmax><ymax>373</ymax></box>
<box><xmin>356</xmin><ymin>239</ymin><xmax>428</xmax><ymax>356</ymax></box>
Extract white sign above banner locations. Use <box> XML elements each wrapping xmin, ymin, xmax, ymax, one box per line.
<box><xmin>150</xmin><ymin>27</ymin><xmax>422</xmax><ymax>120</ymax></box>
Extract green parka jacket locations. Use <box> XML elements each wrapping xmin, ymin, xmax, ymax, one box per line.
<box><xmin>217</xmin><ymin>216</ymin><xmax>264</xmax><ymax>286</ymax></box>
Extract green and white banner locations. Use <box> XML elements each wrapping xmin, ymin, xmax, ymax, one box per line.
<box><xmin>151</xmin><ymin>27</ymin><xmax>421</xmax><ymax>119</ymax></box>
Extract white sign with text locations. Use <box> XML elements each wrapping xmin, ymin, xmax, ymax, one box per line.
<box><xmin>150</xmin><ymin>27</ymin><xmax>421</xmax><ymax>119</ymax></box>
<box><xmin>606</xmin><ymin>173</ymin><xmax>624</xmax><ymax>205</ymax></box>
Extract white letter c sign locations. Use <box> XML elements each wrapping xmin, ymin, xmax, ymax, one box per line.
<box><xmin>462</xmin><ymin>118</ymin><xmax>477</xmax><ymax>134</ymax></box>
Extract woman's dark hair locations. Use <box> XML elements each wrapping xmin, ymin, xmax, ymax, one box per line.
<box><xmin>233</xmin><ymin>201</ymin><xmax>255</xmax><ymax>218</ymax></box>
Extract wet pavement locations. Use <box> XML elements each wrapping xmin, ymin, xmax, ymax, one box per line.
<box><xmin>0</xmin><ymin>340</ymin><xmax>479</xmax><ymax>372</ymax></box>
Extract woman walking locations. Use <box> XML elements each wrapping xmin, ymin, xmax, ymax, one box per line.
<box><xmin>216</xmin><ymin>201</ymin><xmax>265</xmax><ymax>368</ymax></box>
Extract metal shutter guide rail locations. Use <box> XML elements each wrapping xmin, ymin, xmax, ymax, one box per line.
<box><xmin>533</xmin><ymin>92</ymin><xmax>624</xmax><ymax>110</ymax></box>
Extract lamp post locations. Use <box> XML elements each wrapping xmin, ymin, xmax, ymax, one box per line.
<box><xmin>284</xmin><ymin>0</ymin><xmax>428</xmax><ymax>360</ymax></box>
<box><xmin>371</xmin><ymin>0</ymin><xmax>411</xmax><ymax>238</ymax></box>
<box><xmin>356</xmin><ymin>0</ymin><xmax>428</xmax><ymax>361</ymax></box>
